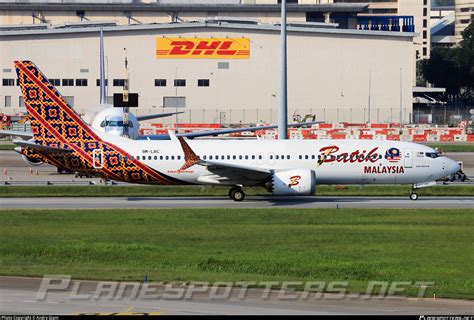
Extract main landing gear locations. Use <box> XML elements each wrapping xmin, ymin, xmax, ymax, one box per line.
<box><xmin>410</xmin><ymin>185</ymin><xmax>418</xmax><ymax>201</ymax></box>
<box><xmin>229</xmin><ymin>186</ymin><xmax>245</xmax><ymax>202</ymax></box>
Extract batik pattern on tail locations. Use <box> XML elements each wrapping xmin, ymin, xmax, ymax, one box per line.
<box><xmin>15</xmin><ymin>60</ymin><xmax>184</xmax><ymax>184</ymax></box>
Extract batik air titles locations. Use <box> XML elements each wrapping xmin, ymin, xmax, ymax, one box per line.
<box><xmin>11</xmin><ymin>61</ymin><xmax>460</xmax><ymax>201</ymax></box>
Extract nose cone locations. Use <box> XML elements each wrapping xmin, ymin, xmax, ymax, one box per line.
<box><xmin>447</xmin><ymin>158</ymin><xmax>461</xmax><ymax>175</ymax></box>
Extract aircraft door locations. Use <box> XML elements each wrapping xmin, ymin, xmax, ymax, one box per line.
<box><xmin>92</xmin><ymin>149</ymin><xmax>104</xmax><ymax>169</ymax></box>
<box><xmin>404</xmin><ymin>149</ymin><xmax>413</xmax><ymax>168</ymax></box>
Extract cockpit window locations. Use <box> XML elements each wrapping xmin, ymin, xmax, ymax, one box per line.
<box><xmin>425</xmin><ymin>152</ymin><xmax>440</xmax><ymax>159</ymax></box>
<box><xmin>100</xmin><ymin>120</ymin><xmax>134</xmax><ymax>128</ymax></box>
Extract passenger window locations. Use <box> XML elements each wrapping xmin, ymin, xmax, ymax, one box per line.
<box><xmin>299</xmin><ymin>155</ymin><xmax>302</xmax><ymax>160</ymax></box>
<box><xmin>148</xmin><ymin>156</ymin><xmax>152</xmax><ymax>160</ymax></box>
<box><xmin>287</xmin><ymin>155</ymin><xmax>290</xmax><ymax>160</ymax></box>
<box><xmin>252</xmin><ymin>155</ymin><xmax>255</xmax><ymax>160</ymax></box>
<box><xmin>239</xmin><ymin>155</ymin><xmax>243</xmax><ymax>160</ymax></box>
<box><xmin>160</xmin><ymin>155</ymin><xmax>163</xmax><ymax>160</ymax></box>
<box><xmin>165</xmin><ymin>156</ymin><xmax>169</xmax><ymax>160</ymax></box>
<box><xmin>245</xmin><ymin>155</ymin><xmax>248</xmax><ymax>160</ymax></box>
<box><xmin>270</xmin><ymin>155</ymin><xmax>273</xmax><ymax>160</ymax></box>
<box><xmin>203</xmin><ymin>155</ymin><xmax>207</xmax><ymax>160</ymax></box>
<box><xmin>259</xmin><ymin>155</ymin><xmax>263</xmax><ymax>160</ymax></box>
<box><xmin>311</xmin><ymin>155</ymin><xmax>315</xmax><ymax>160</ymax></box>
<box><xmin>178</xmin><ymin>155</ymin><xmax>181</xmax><ymax>160</ymax></box>
<box><xmin>233</xmin><ymin>155</ymin><xmax>236</xmax><ymax>160</ymax></box>
<box><xmin>276</xmin><ymin>155</ymin><xmax>279</xmax><ymax>160</ymax></box>
<box><xmin>137</xmin><ymin>156</ymin><xmax>140</xmax><ymax>160</ymax></box>
<box><xmin>221</xmin><ymin>155</ymin><xmax>225</xmax><ymax>160</ymax></box>
<box><xmin>305</xmin><ymin>155</ymin><xmax>309</xmax><ymax>160</ymax></box>
<box><xmin>227</xmin><ymin>155</ymin><xmax>231</xmax><ymax>160</ymax></box>
<box><xmin>171</xmin><ymin>156</ymin><xmax>175</xmax><ymax>160</ymax></box>
<box><xmin>210</xmin><ymin>156</ymin><xmax>213</xmax><ymax>160</ymax></box>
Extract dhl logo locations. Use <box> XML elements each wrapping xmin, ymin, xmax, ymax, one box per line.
<box><xmin>156</xmin><ymin>38</ymin><xmax>250</xmax><ymax>59</ymax></box>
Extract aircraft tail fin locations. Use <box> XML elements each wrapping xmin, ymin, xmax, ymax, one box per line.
<box><xmin>15</xmin><ymin>60</ymin><xmax>101</xmax><ymax>146</ymax></box>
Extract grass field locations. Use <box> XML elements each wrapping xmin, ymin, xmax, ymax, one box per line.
<box><xmin>0</xmin><ymin>208</ymin><xmax>473</xmax><ymax>299</ymax></box>
<box><xmin>0</xmin><ymin>144</ymin><xmax>14</xmax><ymax>150</ymax></box>
<box><xmin>1</xmin><ymin>185</ymin><xmax>474</xmax><ymax>197</ymax></box>
<box><xmin>422</xmin><ymin>143</ymin><xmax>474</xmax><ymax>152</ymax></box>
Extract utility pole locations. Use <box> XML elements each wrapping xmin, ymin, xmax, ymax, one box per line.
<box><xmin>278</xmin><ymin>0</ymin><xmax>288</xmax><ymax>140</ymax></box>
<box><xmin>399</xmin><ymin>67</ymin><xmax>403</xmax><ymax>132</ymax></box>
<box><xmin>368</xmin><ymin>69</ymin><xmax>371</xmax><ymax>124</ymax></box>
<box><xmin>99</xmin><ymin>27</ymin><xmax>107</xmax><ymax>105</ymax></box>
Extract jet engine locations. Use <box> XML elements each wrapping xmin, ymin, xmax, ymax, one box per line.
<box><xmin>266</xmin><ymin>169</ymin><xmax>316</xmax><ymax>196</ymax></box>
<box><xmin>22</xmin><ymin>154</ymin><xmax>43</xmax><ymax>166</ymax></box>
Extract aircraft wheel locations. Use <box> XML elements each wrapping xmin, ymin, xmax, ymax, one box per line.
<box><xmin>229</xmin><ymin>187</ymin><xmax>245</xmax><ymax>202</ymax></box>
<box><xmin>410</xmin><ymin>192</ymin><xmax>418</xmax><ymax>201</ymax></box>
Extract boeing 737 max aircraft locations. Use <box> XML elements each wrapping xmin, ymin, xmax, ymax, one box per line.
<box><xmin>12</xmin><ymin>61</ymin><xmax>460</xmax><ymax>201</ymax></box>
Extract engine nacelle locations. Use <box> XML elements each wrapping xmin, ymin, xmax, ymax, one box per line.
<box><xmin>22</xmin><ymin>155</ymin><xmax>43</xmax><ymax>166</ymax></box>
<box><xmin>266</xmin><ymin>169</ymin><xmax>316</xmax><ymax>196</ymax></box>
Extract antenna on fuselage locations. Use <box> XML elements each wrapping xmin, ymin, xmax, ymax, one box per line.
<box><xmin>99</xmin><ymin>27</ymin><xmax>107</xmax><ymax>105</ymax></box>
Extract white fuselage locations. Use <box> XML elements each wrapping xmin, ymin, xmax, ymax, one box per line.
<box><xmin>98</xmin><ymin>131</ymin><xmax>460</xmax><ymax>186</ymax></box>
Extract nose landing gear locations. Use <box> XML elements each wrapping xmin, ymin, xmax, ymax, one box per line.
<box><xmin>229</xmin><ymin>186</ymin><xmax>245</xmax><ymax>202</ymax></box>
<box><xmin>409</xmin><ymin>192</ymin><xmax>418</xmax><ymax>201</ymax></box>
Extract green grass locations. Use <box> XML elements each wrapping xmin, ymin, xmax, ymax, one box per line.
<box><xmin>0</xmin><ymin>208</ymin><xmax>473</xmax><ymax>299</ymax></box>
<box><xmin>0</xmin><ymin>143</ymin><xmax>15</xmax><ymax>150</ymax></box>
<box><xmin>0</xmin><ymin>185</ymin><xmax>473</xmax><ymax>197</ymax></box>
<box><xmin>422</xmin><ymin>143</ymin><xmax>474</xmax><ymax>152</ymax></box>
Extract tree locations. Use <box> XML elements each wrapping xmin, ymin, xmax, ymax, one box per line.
<box><xmin>420</xmin><ymin>20</ymin><xmax>474</xmax><ymax>99</ymax></box>
<box><xmin>420</xmin><ymin>47</ymin><xmax>461</xmax><ymax>95</ymax></box>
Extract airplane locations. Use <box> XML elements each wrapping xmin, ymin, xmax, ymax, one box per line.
<box><xmin>11</xmin><ymin>60</ymin><xmax>461</xmax><ymax>201</ymax></box>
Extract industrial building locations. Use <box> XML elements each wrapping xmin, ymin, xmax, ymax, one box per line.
<box><xmin>0</xmin><ymin>0</ymin><xmax>429</xmax><ymax>57</ymax></box>
<box><xmin>455</xmin><ymin>0</ymin><xmax>474</xmax><ymax>44</ymax></box>
<box><xmin>0</xmin><ymin>18</ymin><xmax>416</xmax><ymax>124</ymax></box>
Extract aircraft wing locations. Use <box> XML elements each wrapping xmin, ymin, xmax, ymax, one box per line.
<box><xmin>136</xmin><ymin>111</ymin><xmax>185</xmax><ymax>122</ymax></box>
<box><xmin>12</xmin><ymin>139</ymin><xmax>73</xmax><ymax>154</ymax></box>
<box><xmin>176</xmin><ymin>136</ymin><xmax>271</xmax><ymax>185</ymax></box>
<box><xmin>0</xmin><ymin>130</ymin><xmax>33</xmax><ymax>140</ymax></box>
<box><xmin>138</xmin><ymin>121</ymin><xmax>321</xmax><ymax>140</ymax></box>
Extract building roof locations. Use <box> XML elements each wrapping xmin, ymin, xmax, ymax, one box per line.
<box><xmin>0</xmin><ymin>2</ymin><xmax>368</xmax><ymax>13</ymax></box>
<box><xmin>0</xmin><ymin>20</ymin><xmax>416</xmax><ymax>39</ymax></box>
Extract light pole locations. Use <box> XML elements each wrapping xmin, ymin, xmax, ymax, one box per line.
<box><xmin>278</xmin><ymin>0</ymin><xmax>288</xmax><ymax>139</ymax></box>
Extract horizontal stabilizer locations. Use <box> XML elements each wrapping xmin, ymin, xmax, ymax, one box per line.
<box><xmin>12</xmin><ymin>140</ymin><xmax>73</xmax><ymax>154</ymax></box>
<box><xmin>0</xmin><ymin>130</ymin><xmax>33</xmax><ymax>140</ymax></box>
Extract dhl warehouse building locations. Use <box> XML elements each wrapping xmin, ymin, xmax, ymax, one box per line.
<box><xmin>0</xmin><ymin>3</ymin><xmax>417</xmax><ymax>125</ymax></box>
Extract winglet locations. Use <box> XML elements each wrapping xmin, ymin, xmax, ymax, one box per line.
<box><xmin>178</xmin><ymin>137</ymin><xmax>200</xmax><ymax>170</ymax></box>
<box><xmin>167</xmin><ymin>129</ymin><xmax>178</xmax><ymax>141</ymax></box>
